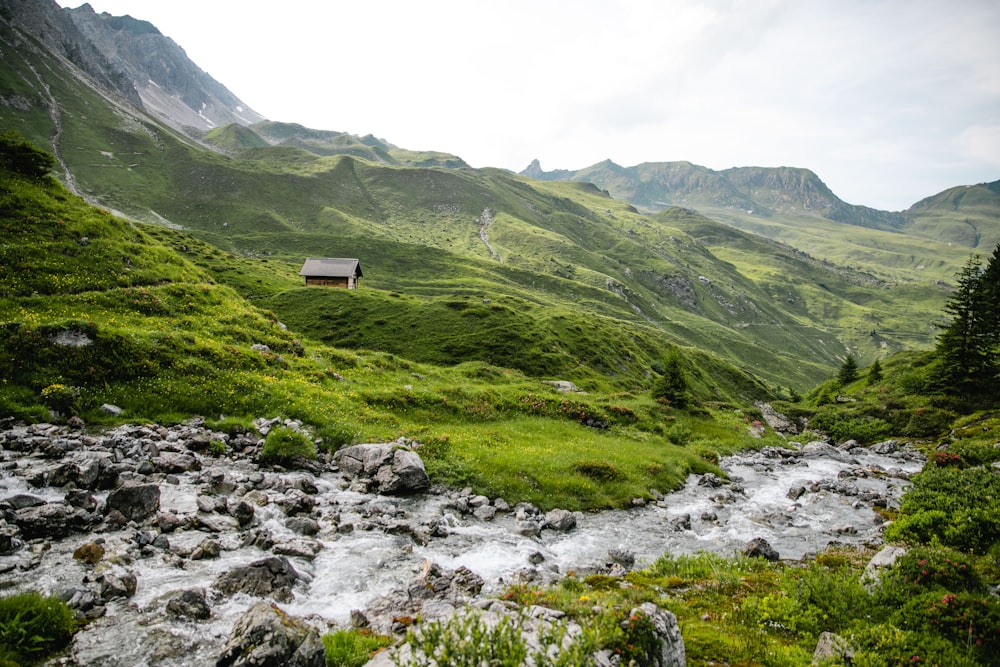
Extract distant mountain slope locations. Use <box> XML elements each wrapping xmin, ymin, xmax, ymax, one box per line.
<box><xmin>205</xmin><ymin>121</ymin><xmax>470</xmax><ymax>168</ymax></box>
<box><xmin>902</xmin><ymin>180</ymin><xmax>1000</xmax><ymax>251</ymax></box>
<box><xmin>521</xmin><ymin>159</ymin><xmax>997</xmax><ymax>282</ymax></box>
<box><xmin>522</xmin><ymin>159</ymin><xmax>906</xmax><ymax>230</ymax></box>
<box><xmin>0</xmin><ymin>0</ymin><xmax>264</xmax><ymax>133</ymax></box>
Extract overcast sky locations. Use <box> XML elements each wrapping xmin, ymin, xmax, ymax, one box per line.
<box><xmin>59</xmin><ymin>1</ymin><xmax>1000</xmax><ymax>210</ymax></box>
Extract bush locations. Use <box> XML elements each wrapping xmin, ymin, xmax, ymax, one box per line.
<box><xmin>899</xmin><ymin>591</ymin><xmax>1000</xmax><ymax>659</ymax></box>
<box><xmin>884</xmin><ymin>467</ymin><xmax>1000</xmax><ymax>552</ymax></box>
<box><xmin>323</xmin><ymin>629</ymin><xmax>390</xmax><ymax>667</ymax></box>
<box><xmin>0</xmin><ymin>591</ymin><xmax>75</xmax><ymax>664</ymax></box>
<box><xmin>259</xmin><ymin>425</ymin><xmax>317</xmax><ymax>462</ymax></box>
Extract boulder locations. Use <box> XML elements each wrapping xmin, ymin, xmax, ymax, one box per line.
<box><xmin>12</xmin><ymin>502</ymin><xmax>93</xmax><ymax>539</ymax></box>
<box><xmin>214</xmin><ymin>556</ymin><xmax>301</xmax><ymax>603</ymax></box>
<box><xmin>152</xmin><ymin>451</ymin><xmax>201</xmax><ymax>473</ymax></box>
<box><xmin>165</xmin><ymin>588</ymin><xmax>211</xmax><ymax>620</ymax></box>
<box><xmin>99</xmin><ymin>571</ymin><xmax>137</xmax><ymax>600</ymax></box>
<box><xmin>629</xmin><ymin>602</ymin><xmax>686</xmax><ymax>667</ymax></box>
<box><xmin>216</xmin><ymin>601</ymin><xmax>324</xmax><ymax>667</ymax></box>
<box><xmin>862</xmin><ymin>545</ymin><xmax>907</xmax><ymax>591</ymax></box>
<box><xmin>73</xmin><ymin>540</ymin><xmax>105</xmax><ymax>564</ymax></box>
<box><xmin>104</xmin><ymin>482</ymin><xmax>160</xmax><ymax>522</ymax></box>
<box><xmin>801</xmin><ymin>441</ymin><xmax>855</xmax><ymax>464</ymax></box>
<box><xmin>742</xmin><ymin>537</ymin><xmax>780</xmax><ymax>562</ymax></box>
<box><xmin>334</xmin><ymin>443</ymin><xmax>429</xmax><ymax>495</ymax></box>
<box><xmin>543</xmin><ymin>508</ymin><xmax>577</xmax><ymax>532</ymax></box>
<box><xmin>812</xmin><ymin>631</ymin><xmax>854</xmax><ymax>666</ymax></box>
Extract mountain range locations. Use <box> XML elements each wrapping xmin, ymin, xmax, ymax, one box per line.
<box><xmin>2</xmin><ymin>0</ymin><xmax>998</xmax><ymax>393</ymax></box>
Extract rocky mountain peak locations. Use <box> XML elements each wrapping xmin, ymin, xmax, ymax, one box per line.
<box><xmin>2</xmin><ymin>0</ymin><xmax>263</xmax><ymax>135</ymax></box>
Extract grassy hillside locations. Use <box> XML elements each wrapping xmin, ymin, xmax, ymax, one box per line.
<box><xmin>0</xmin><ymin>17</ymin><xmax>962</xmax><ymax>393</ymax></box>
<box><xmin>903</xmin><ymin>180</ymin><xmax>1000</xmax><ymax>250</ymax></box>
<box><xmin>1</xmin><ymin>138</ymin><xmax>796</xmax><ymax>510</ymax></box>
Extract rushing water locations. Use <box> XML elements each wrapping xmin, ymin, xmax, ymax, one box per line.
<box><xmin>0</xmin><ymin>442</ymin><xmax>920</xmax><ymax>666</ymax></box>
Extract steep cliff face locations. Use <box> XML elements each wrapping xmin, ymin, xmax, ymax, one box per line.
<box><xmin>64</xmin><ymin>3</ymin><xmax>265</xmax><ymax>132</ymax></box>
<box><xmin>0</xmin><ymin>0</ymin><xmax>264</xmax><ymax>133</ymax></box>
<box><xmin>0</xmin><ymin>0</ymin><xmax>141</xmax><ymax>106</ymax></box>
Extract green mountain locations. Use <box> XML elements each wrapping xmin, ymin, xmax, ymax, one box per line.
<box><xmin>0</xmin><ymin>0</ymin><xmax>981</xmax><ymax>396</ymax></box>
<box><xmin>521</xmin><ymin>159</ymin><xmax>996</xmax><ymax>283</ymax></box>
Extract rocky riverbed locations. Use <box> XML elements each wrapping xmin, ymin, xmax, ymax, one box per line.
<box><xmin>0</xmin><ymin>417</ymin><xmax>923</xmax><ymax>666</ymax></box>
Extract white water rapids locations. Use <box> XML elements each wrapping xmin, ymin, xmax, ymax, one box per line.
<box><xmin>0</xmin><ymin>442</ymin><xmax>920</xmax><ymax>666</ymax></box>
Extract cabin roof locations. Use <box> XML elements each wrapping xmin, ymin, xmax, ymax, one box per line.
<box><xmin>298</xmin><ymin>258</ymin><xmax>363</xmax><ymax>278</ymax></box>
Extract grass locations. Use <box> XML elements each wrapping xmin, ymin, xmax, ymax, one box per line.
<box><xmin>0</xmin><ymin>156</ymin><xmax>791</xmax><ymax>511</ymax></box>
<box><xmin>0</xmin><ymin>592</ymin><xmax>76</xmax><ymax>665</ymax></box>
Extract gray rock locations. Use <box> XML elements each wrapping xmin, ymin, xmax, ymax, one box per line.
<box><xmin>629</xmin><ymin>602</ymin><xmax>686</xmax><ymax>667</ymax></box>
<box><xmin>99</xmin><ymin>571</ymin><xmax>137</xmax><ymax>600</ymax></box>
<box><xmin>152</xmin><ymin>451</ymin><xmax>201</xmax><ymax>473</ymax></box>
<box><xmin>285</xmin><ymin>516</ymin><xmax>320</xmax><ymax>536</ymax></box>
<box><xmin>99</xmin><ymin>404</ymin><xmax>123</xmax><ymax>416</ymax></box>
<box><xmin>13</xmin><ymin>502</ymin><xmax>93</xmax><ymax>539</ymax></box>
<box><xmin>216</xmin><ymin>601</ymin><xmax>324</xmax><ymax>667</ymax></box>
<box><xmin>227</xmin><ymin>499</ymin><xmax>256</xmax><ymax>526</ymax></box>
<box><xmin>273</xmin><ymin>539</ymin><xmax>323</xmax><ymax>560</ymax></box>
<box><xmin>166</xmin><ymin>588</ymin><xmax>211</xmax><ymax>620</ymax></box>
<box><xmin>801</xmin><ymin>441</ymin><xmax>856</xmax><ymax>464</ymax></box>
<box><xmin>812</xmin><ymin>631</ymin><xmax>854</xmax><ymax>665</ymax></box>
<box><xmin>335</xmin><ymin>443</ymin><xmax>430</xmax><ymax>494</ymax></box>
<box><xmin>743</xmin><ymin>537</ymin><xmax>780</xmax><ymax>562</ymax></box>
<box><xmin>104</xmin><ymin>482</ymin><xmax>160</xmax><ymax>522</ymax></box>
<box><xmin>862</xmin><ymin>545</ymin><xmax>907</xmax><ymax>591</ymax></box>
<box><xmin>543</xmin><ymin>508</ymin><xmax>577</xmax><ymax>532</ymax></box>
<box><xmin>869</xmin><ymin>439</ymin><xmax>901</xmax><ymax>455</ymax></box>
<box><xmin>214</xmin><ymin>556</ymin><xmax>302</xmax><ymax>603</ymax></box>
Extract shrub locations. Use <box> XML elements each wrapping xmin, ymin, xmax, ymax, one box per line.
<box><xmin>884</xmin><ymin>467</ymin><xmax>1000</xmax><ymax>552</ymax></box>
<box><xmin>259</xmin><ymin>425</ymin><xmax>317</xmax><ymax>462</ymax></box>
<box><xmin>899</xmin><ymin>591</ymin><xmax>1000</xmax><ymax>659</ymax></box>
<box><xmin>903</xmin><ymin>407</ymin><xmax>956</xmax><ymax>438</ymax></box>
<box><xmin>0</xmin><ymin>591</ymin><xmax>75</xmax><ymax>664</ymax></box>
<box><xmin>880</xmin><ymin>547</ymin><xmax>984</xmax><ymax>601</ymax></box>
<box><xmin>572</xmin><ymin>460</ymin><xmax>623</xmax><ymax>482</ymax></box>
<box><xmin>40</xmin><ymin>383</ymin><xmax>80</xmax><ymax>415</ymax></box>
<box><xmin>323</xmin><ymin>629</ymin><xmax>390</xmax><ymax>667</ymax></box>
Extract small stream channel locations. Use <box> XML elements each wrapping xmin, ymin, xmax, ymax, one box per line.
<box><xmin>0</xmin><ymin>423</ymin><xmax>922</xmax><ymax>666</ymax></box>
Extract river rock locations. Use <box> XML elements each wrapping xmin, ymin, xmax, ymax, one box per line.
<box><xmin>1</xmin><ymin>493</ymin><xmax>48</xmax><ymax>510</ymax></box>
<box><xmin>105</xmin><ymin>482</ymin><xmax>160</xmax><ymax>522</ymax></box>
<box><xmin>152</xmin><ymin>451</ymin><xmax>201</xmax><ymax>473</ymax></box>
<box><xmin>73</xmin><ymin>540</ymin><xmax>105</xmax><ymax>564</ymax></box>
<box><xmin>228</xmin><ymin>499</ymin><xmax>256</xmax><ymax>526</ymax></box>
<box><xmin>99</xmin><ymin>570</ymin><xmax>138</xmax><ymax>600</ymax></box>
<box><xmin>13</xmin><ymin>502</ymin><xmax>93</xmax><ymax>539</ymax></box>
<box><xmin>165</xmin><ymin>588</ymin><xmax>211</xmax><ymax>621</ymax></box>
<box><xmin>544</xmin><ymin>508</ymin><xmax>577</xmax><ymax>532</ymax></box>
<box><xmin>216</xmin><ymin>601</ymin><xmax>324</xmax><ymax>667</ymax></box>
<box><xmin>333</xmin><ymin>443</ymin><xmax>429</xmax><ymax>494</ymax></box>
<box><xmin>214</xmin><ymin>556</ymin><xmax>302</xmax><ymax>603</ymax></box>
<box><xmin>285</xmin><ymin>516</ymin><xmax>320</xmax><ymax>536</ymax></box>
<box><xmin>742</xmin><ymin>537</ymin><xmax>780</xmax><ymax>561</ymax></box>
<box><xmin>629</xmin><ymin>602</ymin><xmax>686</xmax><ymax>667</ymax></box>
<box><xmin>801</xmin><ymin>441</ymin><xmax>856</xmax><ymax>464</ymax></box>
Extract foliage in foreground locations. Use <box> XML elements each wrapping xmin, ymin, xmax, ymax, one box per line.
<box><xmin>323</xmin><ymin>629</ymin><xmax>391</xmax><ymax>667</ymax></box>
<box><xmin>0</xmin><ymin>592</ymin><xmax>75</xmax><ymax>665</ymax></box>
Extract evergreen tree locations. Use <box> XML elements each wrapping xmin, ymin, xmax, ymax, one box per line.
<box><xmin>935</xmin><ymin>253</ymin><xmax>994</xmax><ymax>394</ymax></box>
<box><xmin>867</xmin><ymin>358</ymin><xmax>883</xmax><ymax>385</ymax></box>
<box><xmin>837</xmin><ymin>354</ymin><xmax>858</xmax><ymax>386</ymax></box>
<box><xmin>652</xmin><ymin>349</ymin><xmax>689</xmax><ymax>408</ymax></box>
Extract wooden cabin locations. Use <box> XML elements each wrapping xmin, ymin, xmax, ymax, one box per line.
<box><xmin>299</xmin><ymin>258</ymin><xmax>363</xmax><ymax>289</ymax></box>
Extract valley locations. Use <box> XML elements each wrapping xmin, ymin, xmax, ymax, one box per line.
<box><xmin>1</xmin><ymin>1</ymin><xmax>999</xmax><ymax>665</ymax></box>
